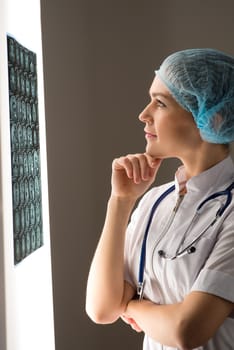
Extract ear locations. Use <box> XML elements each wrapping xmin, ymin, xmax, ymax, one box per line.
<box><xmin>213</xmin><ymin>113</ymin><xmax>223</xmax><ymax>131</ymax></box>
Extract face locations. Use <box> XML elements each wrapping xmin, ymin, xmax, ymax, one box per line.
<box><xmin>139</xmin><ymin>76</ymin><xmax>202</xmax><ymax>160</ymax></box>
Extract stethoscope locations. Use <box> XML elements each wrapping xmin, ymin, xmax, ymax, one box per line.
<box><xmin>137</xmin><ymin>181</ymin><xmax>234</xmax><ymax>300</ymax></box>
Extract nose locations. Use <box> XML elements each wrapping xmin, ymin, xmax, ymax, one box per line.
<box><xmin>138</xmin><ymin>103</ymin><xmax>153</xmax><ymax>124</ymax></box>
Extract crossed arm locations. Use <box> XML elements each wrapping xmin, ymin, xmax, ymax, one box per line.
<box><xmin>85</xmin><ymin>154</ymin><xmax>234</xmax><ymax>349</ymax></box>
<box><xmin>122</xmin><ymin>283</ymin><xmax>233</xmax><ymax>349</ymax></box>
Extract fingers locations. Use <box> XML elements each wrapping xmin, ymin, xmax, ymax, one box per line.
<box><xmin>120</xmin><ymin>315</ymin><xmax>142</xmax><ymax>333</ymax></box>
<box><xmin>113</xmin><ymin>153</ymin><xmax>162</xmax><ymax>184</ymax></box>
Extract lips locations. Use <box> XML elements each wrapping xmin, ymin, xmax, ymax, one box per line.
<box><xmin>145</xmin><ymin>131</ymin><xmax>157</xmax><ymax>138</ymax></box>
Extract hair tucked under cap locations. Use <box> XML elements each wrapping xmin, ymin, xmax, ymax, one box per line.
<box><xmin>156</xmin><ymin>48</ymin><xmax>234</xmax><ymax>144</ymax></box>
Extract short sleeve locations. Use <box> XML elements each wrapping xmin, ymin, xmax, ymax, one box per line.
<box><xmin>191</xmin><ymin>209</ymin><xmax>234</xmax><ymax>307</ymax></box>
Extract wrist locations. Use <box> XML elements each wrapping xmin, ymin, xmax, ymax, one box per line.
<box><xmin>127</xmin><ymin>299</ymin><xmax>152</xmax><ymax>313</ymax></box>
<box><xmin>109</xmin><ymin>194</ymin><xmax>137</xmax><ymax>209</ymax></box>
<box><xmin>103</xmin><ymin>195</ymin><xmax>137</xmax><ymax>234</ymax></box>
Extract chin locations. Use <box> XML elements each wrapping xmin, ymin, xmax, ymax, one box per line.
<box><xmin>145</xmin><ymin>148</ymin><xmax>175</xmax><ymax>161</ymax></box>
<box><xmin>145</xmin><ymin>146</ymin><xmax>163</xmax><ymax>158</ymax></box>
<box><xmin>146</xmin><ymin>143</ymin><xmax>180</xmax><ymax>158</ymax></box>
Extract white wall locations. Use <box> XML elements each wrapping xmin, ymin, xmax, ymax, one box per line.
<box><xmin>0</xmin><ymin>1</ymin><xmax>55</xmax><ymax>349</ymax></box>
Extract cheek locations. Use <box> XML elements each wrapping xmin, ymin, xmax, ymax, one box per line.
<box><xmin>177</xmin><ymin>124</ymin><xmax>202</xmax><ymax>147</ymax></box>
<box><xmin>155</xmin><ymin>110</ymin><xmax>199</xmax><ymax>140</ymax></box>
<box><xmin>162</xmin><ymin>120</ymin><xmax>200</xmax><ymax>145</ymax></box>
<box><xmin>172</xmin><ymin>112</ymin><xmax>199</xmax><ymax>135</ymax></box>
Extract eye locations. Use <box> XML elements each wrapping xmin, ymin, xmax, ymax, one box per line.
<box><xmin>155</xmin><ymin>98</ymin><xmax>166</xmax><ymax>108</ymax></box>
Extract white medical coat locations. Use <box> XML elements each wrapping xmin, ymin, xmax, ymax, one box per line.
<box><xmin>124</xmin><ymin>156</ymin><xmax>234</xmax><ymax>350</ymax></box>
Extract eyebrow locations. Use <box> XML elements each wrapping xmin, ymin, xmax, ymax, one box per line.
<box><xmin>149</xmin><ymin>91</ymin><xmax>172</xmax><ymax>100</ymax></box>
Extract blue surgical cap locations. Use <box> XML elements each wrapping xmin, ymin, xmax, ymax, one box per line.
<box><xmin>156</xmin><ymin>48</ymin><xmax>234</xmax><ymax>144</ymax></box>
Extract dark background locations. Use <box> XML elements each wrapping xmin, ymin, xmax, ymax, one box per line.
<box><xmin>40</xmin><ymin>1</ymin><xmax>234</xmax><ymax>349</ymax></box>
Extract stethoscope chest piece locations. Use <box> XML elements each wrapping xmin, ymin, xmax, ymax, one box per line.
<box><xmin>188</xmin><ymin>246</ymin><xmax>196</xmax><ymax>254</ymax></box>
<box><xmin>157</xmin><ymin>245</ymin><xmax>196</xmax><ymax>260</ymax></box>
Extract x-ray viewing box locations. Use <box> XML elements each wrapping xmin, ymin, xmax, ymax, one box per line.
<box><xmin>8</xmin><ymin>35</ymin><xmax>43</xmax><ymax>265</ymax></box>
<box><xmin>0</xmin><ymin>1</ymin><xmax>55</xmax><ymax>349</ymax></box>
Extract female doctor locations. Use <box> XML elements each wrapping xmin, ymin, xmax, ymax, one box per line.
<box><xmin>86</xmin><ymin>48</ymin><xmax>234</xmax><ymax>350</ymax></box>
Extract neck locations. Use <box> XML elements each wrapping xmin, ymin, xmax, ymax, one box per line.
<box><xmin>180</xmin><ymin>143</ymin><xmax>230</xmax><ymax>180</ymax></box>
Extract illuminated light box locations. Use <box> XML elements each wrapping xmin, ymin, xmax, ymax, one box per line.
<box><xmin>7</xmin><ymin>35</ymin><xmax>43</xmax><ymax>264</ymax></box>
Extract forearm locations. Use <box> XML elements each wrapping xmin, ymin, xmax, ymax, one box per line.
<box><xmin>125</xmin><ymin>292</ymin><xmax>234</xmax><ymax>349</ymax></box>
<box><xmin>86</xmin><ymin>153</ymin><xmax>161</xmax><ymax>324</ymax></box>
<box><xmin>86</xmin><ymin>195</ymin><xmax>136</xmax><ymax>324</ymax></box>
<box><xmin>126</xmin><ymin>300</ymin><xmax>185</xmax><ymax>348</ymax></box>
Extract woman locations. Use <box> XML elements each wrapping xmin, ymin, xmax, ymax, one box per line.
<box><xmin>86</xmin><ymin>48</ymin><xmax>234</xmax><ymax>349</ymax></box>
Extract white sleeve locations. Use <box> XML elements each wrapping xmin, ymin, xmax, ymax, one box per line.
<box><xmin>191</xmin><ymin>209</ymin><xmax>234</xmax><ymax>306</ymax></box>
